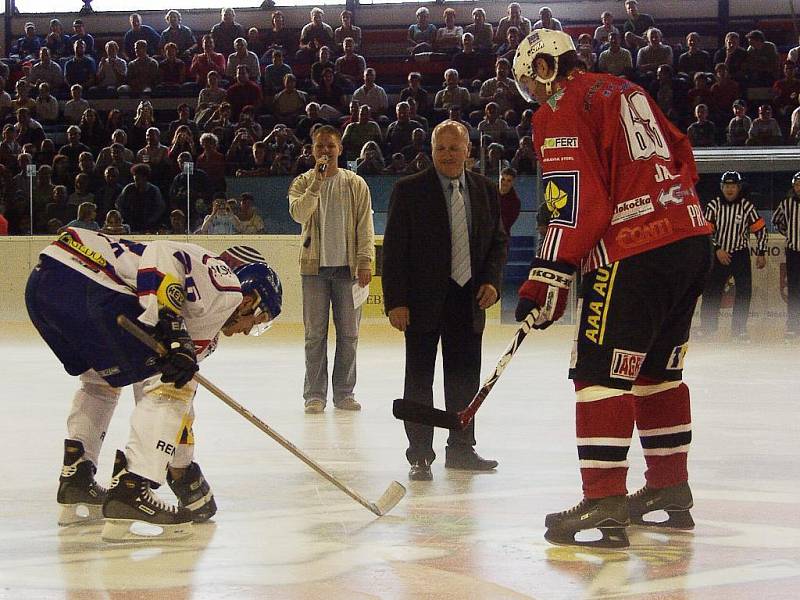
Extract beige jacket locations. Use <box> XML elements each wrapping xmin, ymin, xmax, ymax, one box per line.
<box><xmin>288</xmin><ymin>168</ymin><xmax>375</xmax><ymax>276</ymax></box>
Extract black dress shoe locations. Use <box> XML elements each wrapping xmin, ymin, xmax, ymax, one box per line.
<box><xmin>444</xmin><ymin>448</ymin><xmax>498</xmax><ymax>471</ymax></box>
<box><xmin>408</xmin><ymin>459</ymin><xmax>433</xmax><ymax>481</ymax></box>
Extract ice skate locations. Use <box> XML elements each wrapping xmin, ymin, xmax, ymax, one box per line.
<box><xmin>101</xmin><ymin>450</ymin><xmax>193</xmax><ymax>542</ymax></box>
<box><xmin>57</xmin><ymin>439</ymin><xmax>106</xmax><ymax>526</ymax></box>
<box><xmin>167</xmin><ymin>462</ymin><xmax>217</xmax><ymax>522</ymax></box>
<box><xmin>544</xmin><ymin>496</ymin><xmax>630</xmax><ymax>549</ymax></box>
<box><xmin>627</xmin><ymin>482</ymin><xmax>694</xmax><ymax>530</ymax></box>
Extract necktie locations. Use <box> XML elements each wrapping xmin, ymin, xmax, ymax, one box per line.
<box><xmin>450</xmin><ymin>180</ymin><xmax>471</xmax><ymax>286</ymax></box>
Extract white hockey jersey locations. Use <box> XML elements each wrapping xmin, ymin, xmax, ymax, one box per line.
<box><xmin>41</xmin><ymin>228</ymin><xmax>243</xmax><ymax>359</ymax></box>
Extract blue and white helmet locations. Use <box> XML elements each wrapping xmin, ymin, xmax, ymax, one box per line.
<box><xmin>234</xmin><ymin>262</ymin><xmax>282</xmax><ymax>334</ymax></box>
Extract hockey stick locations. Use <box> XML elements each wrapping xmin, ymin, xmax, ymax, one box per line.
<box><xmin>117</xmin><ymin>315</ymin><xmax>405</xmax><ymax>517</ymax></box>
<box><xmin>392</xmin><ymin>309</ymin><xmax>539</xmax><ymax>430</ymax></box>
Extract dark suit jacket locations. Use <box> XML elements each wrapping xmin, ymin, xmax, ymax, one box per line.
<box><xmin>382</xmin><ymin>166</ymin><xmax>508</xmax><ymax>334</ymax></box>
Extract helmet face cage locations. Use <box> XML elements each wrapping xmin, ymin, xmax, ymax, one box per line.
<box><xmin>513</xmin><ymin>29</ymin><xmax>576</xmax><ymax>102</ymax></box>
<box><xmin>234</xmin><ymin>263</ymin><xmax>283</xmax><ymax>336</ymax></box>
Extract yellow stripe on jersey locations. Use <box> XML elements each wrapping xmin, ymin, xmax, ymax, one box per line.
<box><xmin>598</xmin><ymin>262</ymin><xmax>619</xmax><ymax>345</ymax></box>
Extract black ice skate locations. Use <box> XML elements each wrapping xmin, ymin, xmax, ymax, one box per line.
<box><xmin>101</xmin><ymin>450</ymin><xmax>193</xmax><ymax>542</ymax></box>
<box><xmin>544</xmin><ymin>496</ymin><xmax>630</xmax><ymax>549</ymax></box>
<box><xmin>57</xmin><ymin>439</ymin><xmax>106</xmax><ymax>526</ymax></box>
<box><xmin>167</xmin><ymin>462</ymin><xmax>217</xmax><ymax>522</ymax></box>
<box><xmin>627</xmin><ymin>482</ymin><xmax>695</xmax><ymax>530</ymax></box>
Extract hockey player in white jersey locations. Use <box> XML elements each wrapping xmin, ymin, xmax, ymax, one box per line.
<box><xmin>25</xmin><ymin>230</ymin><xmax>282</xmax><ymax>541</ymax></box>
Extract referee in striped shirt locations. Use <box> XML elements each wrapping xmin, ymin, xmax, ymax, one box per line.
<box><xmin>773</xmin><ymin>172</ymin><xmax>800</xmax><ymax>340</ymax></box>
<box><xmin>700</xmin><ymin>171</ymin><xmax>767</xmax><ymax>341</ymax></box>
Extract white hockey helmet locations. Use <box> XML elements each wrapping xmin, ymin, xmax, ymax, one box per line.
<box><xmin>513</xmin><ymin>29</ymin><xmax>576</xmax><ymax>101</ymax></box>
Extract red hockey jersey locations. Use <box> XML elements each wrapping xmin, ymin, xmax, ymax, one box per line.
<box><xmin>533</xmin><ymin>71</ymin><xmax>712</xmax><ymax>273</ymax></box>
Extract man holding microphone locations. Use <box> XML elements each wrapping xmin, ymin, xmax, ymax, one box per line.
<box><xmin>289</xmin><ymin>126</ymin><xmax>375</xmax><ymax>414</ymax></box>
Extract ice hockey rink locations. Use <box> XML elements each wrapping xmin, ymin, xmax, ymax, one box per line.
<box><xmin>1</xmin><ymin>320</ymin><xmax>798</xmax><ymax>600</ymax></box>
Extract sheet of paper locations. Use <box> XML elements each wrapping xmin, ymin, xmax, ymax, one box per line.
<box><xmin>352</xmin><ymin>281</ymin><xmax>369</xmax><ymax>308</ymax></box>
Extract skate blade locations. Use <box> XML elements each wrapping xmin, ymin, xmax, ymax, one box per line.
<box><xmin>545</xmin><ymin>526</ymin><xmax>630</xmax><ymax>549</ymax></box>
<box><xmin>58</xmin><ymin>502</ymin><xmax>104</xmax><ymax>526</ymax></box>
<box><xmin>101</xmin><ymin>518</ymin><xmax>193</xmax><ymax>542</ymax></box>
<box><xmin>632</xmin><ymin>510</ymin><xmax>695</xmax><ymax>531</ymax></box>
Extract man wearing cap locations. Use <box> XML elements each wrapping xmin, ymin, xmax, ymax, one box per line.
<box><xmin>69</xmin><ymin>20</ymin><xmax>96</xmax><ymax>57</ymax></box>
<box><xmin>744</xmin><ymin>30</ymin><xmax>780</xmax><ymax>87</ymax></box>
<box><xmin>14</xmin><ymin>23</ymin><xmax>42</xmax><ymax>61</ymax></box>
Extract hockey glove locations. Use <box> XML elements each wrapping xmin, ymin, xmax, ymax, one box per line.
<box><xmin>154</xmin><ymin>309</ymin><xmax>198</xmax><ymax>388</ymax></box>
<box><xmin>515</xmin><ymin>259</ymin><xmax>575</xmax><ymax>329</ymax></box>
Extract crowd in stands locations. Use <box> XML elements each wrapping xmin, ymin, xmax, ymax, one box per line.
<box><xmin>1</xmin><ymin>0</ymin><xmax>800</xmax><ymax>237</ymax></box>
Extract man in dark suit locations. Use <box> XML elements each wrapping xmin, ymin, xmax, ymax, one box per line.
<box><xmin>382</xmin><ymin>120</ymin><xmax>508</xmax><ymax>481</ymax></box>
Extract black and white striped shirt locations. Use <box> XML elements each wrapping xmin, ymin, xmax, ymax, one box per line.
<box><xmin>704</xmin><ymin>195</ymin><xmax>768</xmax><ymax>254</ymax></box>
<box><xmin>773</xmin><ymin>193</ymin><xmax>800</xmax><ymax>251</ymax></box>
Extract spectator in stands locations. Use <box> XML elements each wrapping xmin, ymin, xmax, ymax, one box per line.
<box><xmin>533</xmin><ymin>6</ymin><xmax>563</xmax><ymax>31</ymax></box>
<box><xmin>273</xmin><ymin>74</ymin><xmax>308</xmax><ymax>126</ymax></box>
<box><xmin>383</xmin><ymin>152</ymin><xmax>409</xmax><ymax>175</ymax></box>
<box><xmin>386</xmin><ymin>101</ymin><xmax>424</xmax><ymax>156</ymax></box>
<box><xmin>77</xmin><ymin>151</ymin><xmax>103</xmax><ymax>194</ymax></box>
<box><xmin>496</xmin><ymin>26</ymin><xmax>521</xmax><ymax>62</ymax></box>
<box><xmin>236</xmin><ymin>140</ymin><xmax>271</xmax><ymax>177</ymax></box>
<box><xmin>447</xmin><ymin>106</ymin><xmax>475</xmax><ymax>138</ymax></box>
<box><xmin>116</xmin><ymin>163</ymin><xmax>165</xmax><ymax>233</ymax></box>
<box><xmin>263</xmin><ymin>48</ymin><xmax>292</xmax><ymax>97</ymax></box>
<box><xmin>436</xmin><ymin>8</ymin><xmax>463</xmax><ymax>55</ymax></box>
<box><xmin>237</xmin><ymin>193</ymin><xmax>265</xmax><ymax>234</ymax></box>
<box><xmin>773</xmin><ymin>61</ymin><xmax>800</xmax><ymax>122</ymax></box>
<box><xmin>511</xmin><ymin>136</ymin><xmax>536</xmax><ymax>174</ymax></box>
<box><xmin>199</xmin><ymin>196</ymin><xmax>238</xmax><ymax>234</ymax></box>
<box><xmin>434</xmin><ymin>68</ymin><xmax>471</xmax><ymax>115</ymax></box>
<box><xmin>123</xmin><ymin>13</ymin><xmax>160</xmax><ymax>60</ymax></box>
<box><xmin>0</xmin><ymin>77</ymin><xmax>12</xmax><ymax>122</ymax></box>
<box><xmin>622</xmin><ymin>0</ymin><xmax>654</xmax><ymax>51</ymax></box>
<box><xmin>678</xmin><ymin>32</ymin><xmax>711</xmax><ymax>79</ymax></box>
<box><xmin>196</xmin><ymin>71</ymin><xmax>226</xmax><ymax>123</ymax></box>
<box><xmin>299</xmin><ymin>7</ymin><xmax>335</xmax><ymax>63</ymax></box>
<box><xmin>226</xmin><ymin>65</ymin><xmax>263</xmax><ymax>120</ymax></box>
<box><xmin>190</xmin><ymin>34</ymin><xmax>226</xmax><ymax>86</ymax></box>
<box><xmin>311</xmin><ymin>46</ymin><xmax>335</xmax><ymax>87</ymax></box>
<box><xmin>160</xmin><ymin>10</ymin><xmax>197</xmax><ymax>60</ymax></box>
<box><xmin>401</xmin><ymin>127</ymin><xmax>431</xmax><ymax>162</ymax></box>
<box><xmin>649</xmin><ymin>64</ymin><xmax>685</xmax><ymax>123</ymax></box>
<box><xmin>104</xmin><ymin>143</ymin><xmax>134</xmax><ymax>185</ymax></box>
<box><xmin>687</xmin><ymin>104</ymin><xmax>717</xmax><ymax>147</ymax></box>
<box><xmin>96</xmin><ymin>167</ymin><xmax>123</xmax><ymax>222</ymax></box>
<box><xmin>636</xmin><ymin>28</ymin><xmax>673</xmax><ymax>77</ymax></box>
<box><xmin>46</xmin><ymin>19</ymin><xmax>70</xmax><ymax>60</ymax></box>
<box><xmin>747</xmin><ymin>104</ymin><xmax>783</xmax><ymax>145</ymax></box>
<box><xmin>137</xmin><ymin>127</ymin><xmax>171</xmax><ymax>187</ymax></box>
<box><xmin>200</xmin><ymin>101</ymin><xmax>235</xmax><ymax>148</ymax></box>
<box><xmin>95</xmin><ymin>41</ymin><xmax>127</xmax><ymax>93</ymax></box>
<box><xmin>69</xmin><ymin>19</ymin><xmax>95</xmax><ymax>57</ymax></box>
<box><xmin>335</xmin><ymin>38</ymin><xmax>366</xmax><ymax>92</ymax></box>
<box><xmin>29</xmin><ymin>47</ymin><xmax>65</xmax><ymax>92</ymax></box>
<box><xmin>211</xmin><ymin>7</ymin><xmax>245</xmax><ymax>58</ymax></box>
<box><xmin>710</xmin><ymin>63</ymin><xmax>741</xmax><ymax>125</ymax></box>
<box><xmin>713</xmin><ymin>32</ymin><xmax>748</xmax><ymax>84</ymax></box>
<box><xmin>30</xmin><ymin>165</ymin><xmax>54</xmax><ymax>229</ymax></box>
<box><xmin>594</xmin><ymin>11</ymin><xmax>620</xmax><ymax>48</ymax></box>
<box><xmin>11</xmin><ymin>81</ymin><xmax>35</xmax><ymax>115</ymax></box>
<box><xmin>263</xmin><ymin>11</ymin><xmax>295</xmax><ymax>64</ymax></box>
<box><xmin>197</xmin><ymin>132</ymin><xmax>227</xmax><ymax>192</ymax></box>
<box><xmin>788</xmin><ymin>33</ymin><xmax>800</xmax><ymax>67</ymax></box>
<box><xmin>687</xmin><ymin>71</ymin><xmax>714</xmax><ymax>112</ymax></box>
<box><xmin>46</xmin><ymin>185</ymin><xmax>74</xmax><ymax>227</ymax></box>
<box><xmin>478</xmin><ymin>102</ymin><xmax>510</xmax><ymax>142</ymax></box>
<box><xmin>128</xmin><ymin>100</ymin><xmax>156</xmax><ymax>152</ymax></box>
<box><xmin>170</xmin><ymin>152</ymin><xmax>209</xmax><ymax>218</ymax></box>
<box><xmin>789</xmin><ymin>103</ymin><xmax>800</xmax><ymax>143</ymax></box>
<box><xmin>159</xmin><ymin>42</ymin><xmax>188</xmax><ymax>88</ymax></box>
<box><xmin>598</xmin><ymin>31</ymin><xmax>632</xmax><ymax>77</ymax></box>
<box><xmin>0</xmin><ymin>125</ymin><xmax>20</xmax><ymax>172</ymax></box>
<box><xmin>294</xmin><ymin>143</ymin><xmax>316</xmax><ymax>174</ymax></box>
<box><xmin>335</xmin><ymin>10</ymin><xmax>362</xmax><ymax>52</ymax></box>
<box><xmin>59</xmin><ymin>125</ymin><xmax>92</xmax><ymax>177</ymax></box>
<box><xmin>576</xmin><ymin>34</ymin><xmax>598</xmax><ymax>72</ymax></box>
<box><xmin>408</xmin><ymin>7</ymin><xmax>437</xmax><ymax>54</ymax></box>
<box><xmin>404</xmin><ymin>98</ymin><xmax>428</xmax><ymax>132</ymax></box>
<box><xmin>246</xmin><ymin>27</ymin><xmax>265</xmax><ymax>60</ymax></box>
<box><xmin>353</xmin><ymin>68</ymin><xmax>389</xmax><ymax>122</ymax></box>
<box><xmin>516</xmin><ymin>108</ymin><xmax>533</xmax><ymax>139</ymax></box>
<box><xmin>33</xmin><ymin>83</ymin><xmax>58</xmax><ymax>124</ymax></box>
<box><xmin>454</xmin><ymin>33</ymin><xmax>487</xmax><ymax>87</ymax></box>
<box><xmin>13</xmin><ymin>22</ymin><xmax>42</xmax><ymax>61</ymax></box>
<box><xmin>355</xmin><ymin>140</ymin><xmax>385</xmax><ymax>176</ymax></box>
<box><xmin>68</xmin><ymin>174</ymin><xmax>95</xmax><ymax>208</ymax></box>
<box><xmin>100</xmin><ymin>208</ymin><xmax>130</xmax><ymax>235</ymax></box>
<box><xmin>65</xmin><ymin>40</ymin><xmax>96</xmax><ymax>89</ymax></box>
<box><xmin>226</xmin><ymin>37</ymin><xmax>261</xmax><ymax>84</ymax></box>
<box><xmin>121</xmin><ymin>40</ymin><xmax>160</xmax><ymax>96</ymax></box>
<box><xmin>168</xmin><ymin>125</ymin><xmax>197</xmax><ymax>162</ymax></box>
<box><xmin>744</xmin><ymin>30</ymin><xmax>780</xmax><ymax>87</ymax></box>
<box><xmin>166</xmin><ymin>105</ymin><xmax>197</xmax><ymax>145</ymax></box>
<box><xmin>79</xmin><ymin>108</ymin><xmax>106</xmax><ymax>154</ymax></box>
<box><xmin>498</xmin><ymin>167</ymin><xmax>520</xmax><ymax>234</ymax></box>
<box><xmin>165</xmin><ymin>209</ymin><xmax>187</xmax><ymax>234</ymax></box>
<box><xmin>297</xmin><ymin>102</ymin><xmax>327</xmax><ymax>142</ymax></box>
<box><xmin>313</xmin><ymin>68</ymin><xmax>346</xmax><ymax>119</ymax></box>
<box><xmin>465</xmin><ymin>8</ymin><xmax>493</xmax><ymax>54</ymax></box>
<box><xmin>15</xmin><ymin>108</ymin><xmax>45</xmax><ymax>150</ymax></box>
<box><xmin>400</xmin><ymin>72</ymin><xmax>430</xmax><ymax>117</ymax></box>
<box><xmin>342</xmin><ymin>105</ymin><xmax>382</xmax><ymax>160</ymax></box>
<box><xmin>62</xmin><ymin>201</ymin><xmax>98</xmax><ymax>232</ymax></box>
<box><xmin>495</xmin><ymin>3</ymin><xmax>531</xmax><ymax>45</ymax></box>
<box><xmin>225</xmin><ymin>128</ymin><xmax>255</xmax><ymax>173</ymax></box>
<box><xmin>479</xmin><ymin>59</ymin><xmax>521</xmax><ymax>115</ymax></box>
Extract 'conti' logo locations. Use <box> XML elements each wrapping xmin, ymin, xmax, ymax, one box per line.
<box><xmin>616</xmin><ymin>218</ymin><xmax>673</xmax><ymax>249</ymax></box>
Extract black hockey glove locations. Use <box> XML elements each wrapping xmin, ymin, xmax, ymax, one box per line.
<box><xmin>154</xmin><ymin>309</ymin><xmax>198</xmax><ymax>388</ymax></box>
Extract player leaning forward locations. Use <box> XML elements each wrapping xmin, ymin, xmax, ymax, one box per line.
<box><xmin>512</xmin><ymin>30</ymin><xmax>713</xmax><ymax>548</ymax></box>
<box><xmin>25</xmin><ymin>230</ymin><xmax>282</xmax><ymax>541</ymax></box>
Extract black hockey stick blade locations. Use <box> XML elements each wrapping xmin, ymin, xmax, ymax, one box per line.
<box><xmin>392</xmin><ymin>398</ymin><xmax>463</xmax><ymax>430</ymax></box>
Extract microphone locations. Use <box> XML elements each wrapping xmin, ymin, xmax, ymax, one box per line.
<box><xmin>318</xmin><ymin>156</ymin><xmax>329</xmax><ymax>174</ymax></box>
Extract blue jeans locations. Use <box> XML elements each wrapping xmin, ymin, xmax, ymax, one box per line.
<box><xmin>302</xmin><ymin>267</ymin><xmax>362</xmax><ymax>405</ymax></box>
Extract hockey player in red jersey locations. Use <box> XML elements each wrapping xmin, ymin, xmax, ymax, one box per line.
<box><xmin>512</xmin><ymin>30</ymin><xmax>713</xmax><ymax>548</ymax></box>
